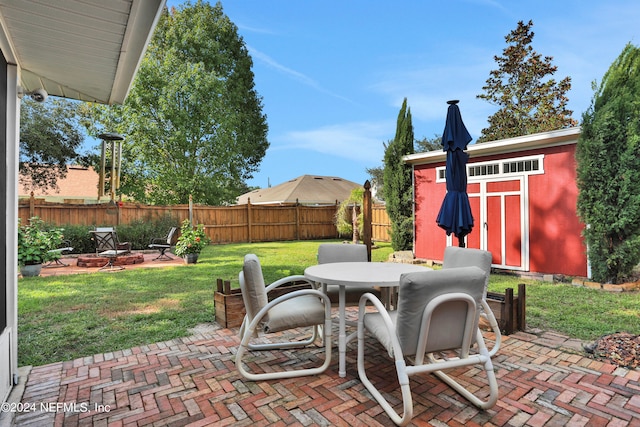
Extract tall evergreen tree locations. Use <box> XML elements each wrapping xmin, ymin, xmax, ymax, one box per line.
<box><xmin>477</xmin><ymin>20</ymin><xmax>577</xmax><ymax>142</ymax></box>
<box><xmin>576</xmin><ymin>43</ymin><xmax>640</xmax><ymax>284</ymax></box>
<box><xmin>82</xmin><ymin>1</ymin><xmax>268</xmax><ymax>205</ymax></box>
<box><xmin>367</xmin><ymin>135</ymin><xmax>440</xmax><ymax>201</ymax></box>
<box><xmin>383</xmin><ymin>98</ymin><xmax>414</xmax><ymax>251</ymax></box>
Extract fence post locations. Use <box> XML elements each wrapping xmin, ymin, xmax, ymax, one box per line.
<box><xmin>363</xmin><ymin>180</ymin><xmax>372</xmax><ymax>261</ymax></box>
<box><xmin>29</xmin><ymin>192</ymin><xmax>35</xmax><ymax>217</ymax></box>
<box><xmin>247</xmin><ymin>198</ymin><xmax>252</xmax><ymax>243</ymax></box>
<box><xmin>295</xmin><ymin>198</ymin><xmax>300</xmax><ymax>240</ymax></box>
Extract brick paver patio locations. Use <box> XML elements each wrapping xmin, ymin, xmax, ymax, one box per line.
<box><xmin>7</xmin><ymin>307</ymin><xmax>640</xmax><ymax>427</ymax></box>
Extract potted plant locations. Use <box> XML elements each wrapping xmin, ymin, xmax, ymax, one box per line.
<box><xmin>174</xmin><ymin>219</ymin><xmax>208</xmax><ymax>264</ymax></box>
<box><xmin>18</xmin><ymin>217</ymin><xmax>64</xmax><ymax>277</ymax></box>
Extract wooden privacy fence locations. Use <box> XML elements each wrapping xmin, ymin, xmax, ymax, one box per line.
<box><xmin>19</xmin><ymin>196</ymin><xmax>392</xmax><ymax>244</ymax></box>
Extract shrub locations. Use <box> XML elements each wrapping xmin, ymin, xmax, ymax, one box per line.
<box><xmin>577</xmin><ymin>43</ymin><xmax>640</xmax><ymax>283</ymax></box>
<box><xmin>59</xmin><ymin>214</ymin><xmax>179</xmax><ymax>253</ymax></box>
<box><xmin>174</xmin><ymin>219</ymin><xmax>208</xmax><ymax>256</ymax></box>
<box><xmin>18</xmin><ymin>217</ymin><xmax>64</xmax><ymax>266</ymax></box>
<box><xmin>59</xmin><ymin>224</ymin><xmax>95</xmax><ymax>254</ymax></box>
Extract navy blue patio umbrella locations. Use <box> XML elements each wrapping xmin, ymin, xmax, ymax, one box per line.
<box><xmin>435</xmin><ymin>100</ymin><xmax>474</xmax><ymax>247</ymax></box>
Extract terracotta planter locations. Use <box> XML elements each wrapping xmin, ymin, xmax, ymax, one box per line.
<box><xmin>20</xmin><ymin>264</ymin><xmax>43</xmax><ymax>277</ymax></box>
<box><xmin>183</xmin><ymin>253</ymin><xmax>199</xmax><ymax>264</ymax></box>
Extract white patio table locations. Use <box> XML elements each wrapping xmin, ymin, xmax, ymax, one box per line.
<box><xmin>304</xmin><ymin>262</ymin><xmax>431</xmax><ymax>377</ymax></box>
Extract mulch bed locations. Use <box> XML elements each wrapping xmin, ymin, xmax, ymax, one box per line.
<box><xmin>585</xmin><ymin>332</ymin><xmax>640</xmax><ymax>369</ymax></box>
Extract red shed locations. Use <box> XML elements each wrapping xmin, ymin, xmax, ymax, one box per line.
<box><xmin>403</xmin><ymin>127</ymin><xmax>588</xmax><ymax>277</ymax></box>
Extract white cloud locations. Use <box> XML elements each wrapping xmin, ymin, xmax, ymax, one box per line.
<box><xmin>247</xmin><ymin>45</ymin><xmax>352</xmax><ymax>102</ymax></box>
<box><xmin>275</xmin><ymin>121</ymin><xmax>393</xmax><ymax>163</ymax></box>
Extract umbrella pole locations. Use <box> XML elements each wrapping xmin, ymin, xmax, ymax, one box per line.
<box><xmin>458</xmin><ymin>235</ymin><xmax>465</xmax><ymax>248</ymax></box>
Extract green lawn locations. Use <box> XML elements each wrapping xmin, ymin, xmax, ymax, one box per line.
<box><xmin>17</xmin><ymin>240</ymin><xmax>640</xmax><ymax>367</ymax></box>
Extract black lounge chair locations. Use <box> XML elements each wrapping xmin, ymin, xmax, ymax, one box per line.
<box><xmin>44</xmin><ymin>240</ymin><xmax>74</xmax><ymax>267</ymax></box>
<box><xmin>148</xmin><ymin>227</ymin><xmax>177</xmax><ymax>260</ymax></box>
<box><xmin>90</xmin><ymin>230</ymin><xmax>130</xmax><ymax>271</ymax></box>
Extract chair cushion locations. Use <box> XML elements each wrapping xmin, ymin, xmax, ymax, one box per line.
<box><xmin>442</xmin><ymin>247</ymin><xmax>491</xmax><ymax>271</ymax></box>
<box><xmin>363</xmin><ymin>310</ymin><xmax>398</xmax><ymax>357</ymax></box>
<box><xmin>264</xmin><ymin>294</ymin><xmax>325</xmax><ymax>333</ymax></box>
<box><xmin>242</xmin><ymin>254</ymin><xmax>269</xmax><ymax>321</ymax></box>
<box><xmin>442</xmin><ymin>246</ymin><xmax>492</xmax><ymax>294</ymax></box>
<box><xmin>98</xmin><ymin>250</ymin><xmax>128</xmax><ymax>257</ymax></box>
<box><xmin>317</xmin><ymin>243</ymin><xmax>367</xmax><ymax>264</ymax></box>
<box><xmin>318</xmin><ymin>244</ymin><xmax>372</xmax><ymax>304</ymax></box>
<box><xmin>395</xmin><ymin>266</ymin><xmax>486</xmax><ymax>356</ymax></box>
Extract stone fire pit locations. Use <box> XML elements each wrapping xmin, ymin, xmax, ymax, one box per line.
<box><xmin>76</xmin><ymin>253</ymin><xmax>145</xmax><ymax>268</ymax></box>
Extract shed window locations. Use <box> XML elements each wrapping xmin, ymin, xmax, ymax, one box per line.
<box><xmin>436</xmin><ymin>154</ymin><xmax>544</xmax><ymax>182</ymax></box>
<box><xmin>503</xmin><ymin>159</ymin><xmax>539</xmax><ymax>174</ymax></box>
<box><xmin>469</xmin><ymin>163</ymin><xmax>500</xmax><ymax>177</ymax></box>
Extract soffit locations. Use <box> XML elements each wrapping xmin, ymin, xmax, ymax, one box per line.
<box><xmin>0</xmin><ymin>0</ymin><xmax>165</xmax><ymax>104</ymax></box>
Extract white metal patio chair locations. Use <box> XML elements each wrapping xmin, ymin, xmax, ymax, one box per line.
<box><xmin>317</xmin><ymin>243</ymin><xmax>382</xmax><ymax>305</ymax></box>
<box><xmin>442</xmin><ymin>246</ymin><xmax>502</xmax><ymax>357</ymax></box>
<box><xmin>235</xmin><ymin>254</ymin><xmax>332</xmax><ymax>380</ymax></box>
<box><xmin>356</xmin><ymin>266</ymin><xmax>499</xmax><ymax>426</ymax></box>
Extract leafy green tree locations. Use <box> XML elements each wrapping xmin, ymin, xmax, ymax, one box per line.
<box><xmin>415</xmin><ymin>135</ymin><xmax>442</xmax><ymax>152</ymax></box>
<box><xmin>335</xmin><ymin>187</ymin><xmax>364</xmax><ymax>243</ymax></box>
<box><xmin>82</xmin><ymin>1</ymin><xmax>268</xmax><ymax>205</ymax></box>
<box><xmin>476</xmin><ymin>20</ymin><xmax>577</xmax><ymax>142</ymax></box>
<box><xmin>383</xmin><ymin>98</ymin><xmax>414</xmax><ymax>251</ymax></box>
<box><xmin>19</xmin><ymin>98</ymin><xmax>85</xmax><ymax>192</ymax></box>
<box><xmin>365</xmin><ymin>163</ymin><xmax>385</xmax><ymax>201</ymax></box>
<box><xmin>576</xmin><ymin>43</ymin><xmax>640</xmax><ymax>284</ymax></box>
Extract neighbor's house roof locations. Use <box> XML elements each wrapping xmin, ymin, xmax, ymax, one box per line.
<box><xmin>0</xmin><ymin>0</ymin><xmax>165</xmax><ymax>105</ymax></box>
<box><xmin>237</xmin><ymin>175</ymin><xmax>362</xmax><ymax>205</ymax></box>
<box><xmin>19</xmin><ymin>165</ymin><xmax>100</xmax><ymax>202</ymax></box>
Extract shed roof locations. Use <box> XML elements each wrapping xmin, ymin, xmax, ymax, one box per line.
<box><xmin>237</xmin><ymin>175</ymin><xmax>362</xmax><ymax>205</ymax></box>
<box><xmin>403</xmin><ymin>127</ymin><xmax>581</xmax><ymax>165</ymax></box>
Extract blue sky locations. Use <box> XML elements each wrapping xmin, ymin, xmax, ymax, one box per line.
<box><xmin>166</xmin><ymin>0</ymin><xmax>640</xmax><ymax>189</ymax></box>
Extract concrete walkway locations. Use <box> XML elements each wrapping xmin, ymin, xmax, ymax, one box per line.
<box><xmin>7</xmin><ymin>310</ymin><xmax>640</xmax><ymax>426</ymax></box>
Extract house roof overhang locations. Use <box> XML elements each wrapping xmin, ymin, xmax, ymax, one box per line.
<box><xmin>403</xmin><ymin>127</ymin><xmax>582</xmax><ymax>166</ymax></box>
<box><xmin>0</xmin><ymin>0</ymin><xmax>165</xmax><ymax>105</ymax></box>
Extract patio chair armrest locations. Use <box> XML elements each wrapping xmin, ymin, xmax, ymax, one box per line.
<box><xmin>265</xmin><ymin>275</ymin><xmax>314</xmax><ymax>293</ymax></box>
<box><xmin>268</xmin><ymin>288</ymin><xmax>331</xmax><ymax>309</ymax></box>
<box><xmin>252</xmin><ymin>288</ymin><xmax>332</xmax><ymax>331</ymax></box>
<box><xmin>480</xmin><ymin>299</ymin><xmax>502</xmax><ymax>357</ymax></box>
<box><xmin>358</xmin><ymin>292</ymin><xmax>389</xmax><ymax>316</ymax></box>
<box><xmin>358</xmin><ymin>292</ymin><xmax>404</xmax><ymax>360</ymax></box>
<box><xmin>117</xmin><ymin>242</ymin><xmax>131</xmax><ymax>252</ymax></box>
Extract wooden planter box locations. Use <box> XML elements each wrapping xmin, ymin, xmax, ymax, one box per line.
<box><xmin>214</xmin><ymin>278</ymin><xmax>312</xmax><ymax>328</ymax></box>
<box><xmin>485</xmin><ymin>283</ymin><xmax>526</xmax><ymax>335</ymax></box>
<box><xmin>214</xmin><ymin>279</ymin><xmax>246</xmax><ymax>328</ymax></box>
